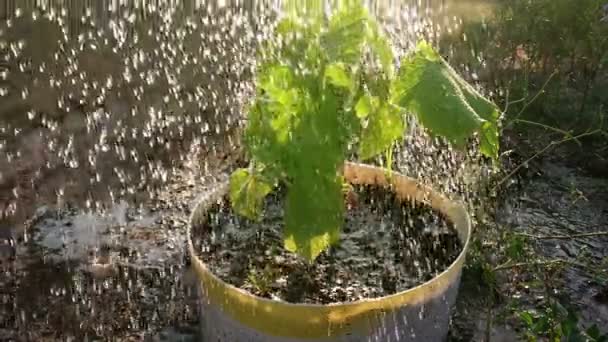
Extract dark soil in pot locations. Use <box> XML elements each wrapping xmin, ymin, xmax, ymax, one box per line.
<box><xmin>191</xmin><ymin>184</ymin><xmax>462</xmax><ymax>304</ymax></box>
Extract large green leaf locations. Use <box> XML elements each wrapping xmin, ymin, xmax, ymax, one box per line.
<box><xmin>392</xmin><ymin>41</ymin><xmax>500</xmax><ymax>159</ymax></box>
<box><xmin>230</xmin><ymin>169</ymin><xmax>273</xmax><ymax>221</ymax></box>
<box><xmin>359</xmin><ymin>97</ymin><xmax>405</xmax><ymax>160</ymax></box>
<box><xmin>284</xmin><ymin>173</ymin><xmax>344</xmax><ymax>261</ymax></box>
<box><xmin>456</xmin><ymin>60</ymin><xmax>501</xmax><ymax>159</ymax></box>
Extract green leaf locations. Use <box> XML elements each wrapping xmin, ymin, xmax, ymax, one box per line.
<box><xmin>392</xmin><ymin>41</ymin><xmax>500</xmax><ymax>159</ymax></box>
<box><xmin>519</xmin><ymin>311</ymin><xmax>535</xmax><ymax>327</ymax></box>
<box><xmin>553</xmin><ymin>301</ymin><xmax>569</xmax><ymax>318</ymax></box>
<box><xmin>282</xmin><ymin>0</ymin><xmax>325</xmax><ymax>20</ymax></box>
<box><xmin>565</xmin><ymin>332</ymin><xmax>585</xmax><ymax>342</ymax></box>
<box><xmin>601</xmin><ymin>54</ymin><xmax>608</xmax><ymax>68</ymax></box>
<box><xmin>363</xmin><ymin>69</ymin><xmax>391</xmax><ymax>101</ymax></box>
<box><xmin>506</xmin><ymin>235</ymin><xmax>526</xmax><ymax>261</ymax></box>
<box><xmin>459</xmin><ymin>72</ymin><xmax>501</xmax><ymax>159</ymax></box>
<box><xmin>325</xmin><ymin>63</ymin><xmax>354</xmax><ymax>90</ymax></box>
<box><xmin>230</xmin><ymin>169</ymin><xmax>273</xmax><ymax>221</ymax></box>
<box><xmin>284</xmin><ymin>173</ymin><xmax>344</xmax><ymax>261</ymax></box>
<box><xmin>320</xmin><ymin>5</ymin><xmax>368</xmax><ymax>65</ymax></box>
<box><xmin>586</xmin><ymin>325</ymin><xmax>607</xmax><ymax>342</ymax></box>
<box><xmin>355</xmin><ymin>94</ymin><xmax>378</xmax><ymax>119</ymax></box>
<box><xmin>259</xmin><ymin>66</ymin><xmax>299</xmax><ymax>114</ymax></box>
<box><xmin>359</xmin><ymin>103</ymin><xmax>404</xmax><ymax>160</ymax></box>
<box><xmin>532</xmin><ymin>315</ymin><xmax>550</xmax><ymax>334</ymax></box>
<box><xmin>245</xmin><ymin>65</ymin><xmax>303</xmax><ymax>163</ymax></box>
<box><xmin>480</xmin><ymin>120</ymin><xmax>500</xmax><ymax>159</ymax></box>
<box><xmin>276</xmin><ymin>17</ymin><xmax>300</xmax><ymax>36</ymax></box>
<box><xmin>560</xmin><ymin>307</ymin><xmax>586</xmax><ymax>342</ymax></box>
<box><xmin>367</xmin><ymin>17</ymin><xmax>395</xmax><ymax>77</ymax></box>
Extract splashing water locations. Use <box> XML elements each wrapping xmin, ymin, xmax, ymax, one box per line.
<box><xmin>0</xmin><ymin>1</ymin><xmax>496</xmax><ymax>340</ymax></box>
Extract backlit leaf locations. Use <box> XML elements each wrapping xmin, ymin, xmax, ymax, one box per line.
<box><xmin>367</xmin><ymin>17</ymin><xmax>395</xmax><ymax>77</ymax></box>
<box><xmin>480</xmin><ymin>121</ymin><xmax>500</xmax><ymax>159</ymax></box>
<box><xmin>325</xmin><ymin>63</ymin><xmax>354</xmax><ymax>90</ymax></box>
<box><xmin>359</xmin><ymin>103</ymin><xmax>404</xmax><ymax>160</ymax></box>
<box><xmin>586</xmin><ymin>325</ymin><xmax>607</xmax><ymax>341</ymax></box>
<box><xmin>392</xmin><ymin>41</ymin><xmax>500</xmax><ymax>159</ymax></box>
<box><xmin>320</xmin><ymin>5</ymin><xmax>368</xmax><ymax>65</ymax></box>
<box><xmin>284</xmin><ymin>173</ymin><xmax>344</xmax><ymax>261</ymax></box>
<box><xmin>282</xmin><ymin>0</ymin><xmax>325</xmax><ymax>20</ymax></box>
<box><xmin>519</xmin><ymin>311</ymin><xmax>535</xmax><ymax>327</ymax></box>
<box><xmin>355</xmin><ymin>94</ymin><xmax>377</xmax><ymax>119</ymax></box>
<box><xmin>230</xmin><ymin>169</ymin><xmax>273</xmax><ymax>221</ymax></box>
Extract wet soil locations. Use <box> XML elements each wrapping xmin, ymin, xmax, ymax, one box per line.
<box><xmin>449</xmin><ymin>138</ymin><xmax>608</xmax><ymax>340</ymax></box>
<box><xmin>0</xmin><ymin>168</ymin><xmax>208</xmax><ymax>341</ymax></box>
<box><xmin>501</xmin><ymin>159</ymin><xmax>608</xmax><ymax>329</ymax></box>
<box><xmin>192</xmin><ymin>184</ymin><xmax>462</xmax><ymax>304</ymax></box>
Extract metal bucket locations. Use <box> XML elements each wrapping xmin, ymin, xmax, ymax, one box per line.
<box><xmin>187</xmin><ymin>162</ymin><xmax>471</xmax><ymax>341</ymax></box>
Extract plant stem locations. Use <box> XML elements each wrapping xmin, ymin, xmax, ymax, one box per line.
<box><xmin>579</xmin><ymin>64</ymin><xmax>599</xmax><ymax>115</ymax></box>
<box><xmin>384</xmin><ymin>144</ymin><xmax>394</xmax><ymax>180</ymax></box>
<box><xmin>502</xmin><ymin>95</ymin><xmax>528</xmax><ymax>115</ymax></box>
<box><xmin>484</xmin><ymin>306</ymin><xmax>493</xmax><ymax>342</ymax></box>
<box><xmin>515</xmin><ymin>231</ymin><xmax>608</xmax><ymax>240</ymax></box>
<box><xmin>493</xmin><ymin>259</ymin><xmax>585</xmax><ymax>272</ymax></box>
<box><xmin>493</xmin><ymin>129</ymin><xmax>602</xmax><ymax>190</ymax></box>
<box><xmin>512</xmin><ymin>119</ymin><xmax>580</xmax><ymax>145</ymax></box>
<box><xmin>505</xmin><ymin>70</ymin><xmax>558</xmax><ymax>126</ymax></box>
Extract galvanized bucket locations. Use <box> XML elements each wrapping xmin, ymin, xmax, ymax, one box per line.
<box><xmin>187</xmin><ymin>162</ymin><xmax>471</xmax><ymax>341</ymax></box>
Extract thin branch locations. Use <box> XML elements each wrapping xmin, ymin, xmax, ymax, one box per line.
<box><xmin>493</xmin><ymin>258</ymin><xmax>584</xmax><ymax>272</ymax></box>
<box><xmin>493</xmin><ymin>129</ymin><xmax>603</xmax><ymax>190</ymax></box>
<box><xmin>505</xmin><ymin>70</ymin><xmax>559</xmax><ymax>125</ymax></box>
<box><xmin>512</xmin><ymin>119</ymin><xmax>579</xmax><ymax>145</ymax></box>
<box><xmin>502</xmin><ymin>88</ymin><xmax>527</xmax><ymax>115</ymax></box>
<box><xmin>501</xmin><ymin>87</ymin><xmax>511</xmax><ymax>115</ymax></box>
<box><xmin>516</xmin><ymin>231</ymin><xmax>608</xmax><ymax>240</ymax></box>
<box><xmin>503</xmin><ymin>96</ymin><xmax>527</xmax><ymax>114</ymax></box>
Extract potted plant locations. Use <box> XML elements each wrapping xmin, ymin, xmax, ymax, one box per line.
<box><xmin>188</xmin><ymin>2</ymin><xmax>499</xmax><ymax>341</ymax></box>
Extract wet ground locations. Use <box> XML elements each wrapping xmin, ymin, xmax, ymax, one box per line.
<box><xmin>0</xmin><ymin>5</ymin><xmax>253</xmax><ymax>338</ymax></box>
<box><xmin>501</xmin><ymin>154</ymin><xmax>608</xmax><ymax>327</ymax></box>
<box><xmin>0</xmin><ymin>167</ymin><xmax>211</xmax><ymax>341</ymax></box>
<box><xmin>8</xmin><ymin>133</ymin><xmax>608</xmax><ymax>342</ymax></box>
<box><xmin>7</xmin><ymin>1</ymin><xmax>607</xmax><ymax>341</ymax></box>
<box><xmin>450</xmin><ymin>138</ymin><xmax>608</xmax><ymax>341</ymax></box>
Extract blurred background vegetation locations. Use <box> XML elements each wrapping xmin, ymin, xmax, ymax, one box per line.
<box><xmin>441</xmin><ymin>0</ymin><xmax>608</xmax><ymax>157</ymax></box>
